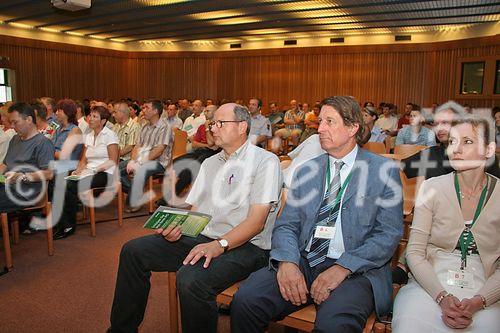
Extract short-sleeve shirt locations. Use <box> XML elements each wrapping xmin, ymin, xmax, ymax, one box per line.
<box><xmin>193</xmin><ymin>124</ymin><xmax>208</xmax><ymax>144</ymax></box>
<box><xmin>85</xmin><ymin>126</ymin><xmax>119</xmax><ymax>174</ymax></box>
<box><xmin>182</xmin><ymin>114</ymin><xmax>206</xmax><ymax>137</ymax></box>
<box><xmin>4</xmin><ymin>133</ymin><xmax>55</xmax><ymax>173</ymax></box>
<box><xmin>112</xmin><ymin>118</ymin><xmax>140</xmax><ymax>160</ymax></box>
<box><xmin>304</xmin><ymin>112</ymin><xmax>319</xmax><ymax>129</ymax></box>
<box><xmin>249</xmin><ymin>114</ymin><xmax>272</xmax><ymax>144</ymax></box>
<box><xmin>138</xmin><ymin>118</ymin><xmax>172</xmax><ymax>168</ymax></box>
<box><xmin>368</xmin><ymin>126</ymin><xmax>387</xmax><ymax>143</ymax></box>
<box><xmin>375</xmin><ymin>115</ymin><xmax>398</xmax><ymax>132</ymax></box>
<box><xmin>395</xmin><ymin>126</ymin><xmax>436</xmax><ymax>146</ymax></box>
<box><xmin>165</xmin><ymin>116</ymin><xmax>183</xmax><ymax>130</ymax></box>
<box><xmin>186</xmin><ymin>140</ymin><xmax>283</xmax><ymax>250</ymax></box>
<box><xmin>284</xmin><ymin>109</ymin><xmax>305</xmax><ymax>131</ymax></box>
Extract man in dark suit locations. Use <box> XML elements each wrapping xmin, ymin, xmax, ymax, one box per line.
<box><xmin>231</xmin><ymin>96</ymin><xmax>403</xmax><ymax>333</ymax></box>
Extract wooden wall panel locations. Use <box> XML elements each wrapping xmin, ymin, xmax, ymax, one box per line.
<box><xmin>0</xmin><ymin>35</ymin><xmax>498</xmax><ymax>112</ymax></box>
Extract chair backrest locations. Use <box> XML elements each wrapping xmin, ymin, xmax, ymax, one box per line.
<box><xmin>363</xmin><ymin>142</ymin><xmax>386</xmax><ymax>155</ymax></box>
<box><xmin>394</xmin><ymin>144</ymin><xmax>427</xmax><ymax>159</ymax></box>
<box><xmin>385</xmin><ymin>136</ymin><xmax>396</xmax><ymax>153</ymax></box>
<box><xmin>172</xmin><ymin>128</ymin><xmax>188</xmax><ymax>160</ymax></box>
<box><xmin>399</xmin><ymin>170</ymin><xmax>424</xmax><ymax>216</ymax></box>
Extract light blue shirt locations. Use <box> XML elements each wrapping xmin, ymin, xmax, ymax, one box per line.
<box><xmin>368</xmin><ymin>125</ymin><xmax>386</xmax><ymax>143</ymax></box>
<box><xmin>395</xmin><ymin>125</ymin><xmax>436</xmax><ymax>146</ymax></box>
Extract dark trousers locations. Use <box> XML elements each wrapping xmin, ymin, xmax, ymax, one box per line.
<box><xmin>0</xmin><ymin>183</ymin><xmax>43</xmax><ymax>213</ymax></box>
<box><xmin>173</xmin><ymin>148</ymin><xmax>219</xmax><ymax>196</ymax></box>
<box><xmin>109</xmin><ymin>234</ymin><xmax>268</xmax><ymax>333</ymax></box>
<box><xmin>55</xmin><ymin>172</ymin><xmax>110</xmax><ymax>231</ymax></box>
<box><xmin>118</xmin><ymin>160</ymin><xmax>165</xmax><ymax>207</ymax></box>
<box><xmin>231</xmin><ymin>256</ymin><xmax>375</xmax><ymax>333</ymax></box>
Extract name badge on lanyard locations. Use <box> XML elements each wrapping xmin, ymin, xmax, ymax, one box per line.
<box><xmin>314</xmin><ymin>226</ymin><xmax>336</xmax><ymax>239</ymax></box>
<box><xmin>446</xmin><ymin>269</ymin><xmax>474</xmax><ymax>289</ymax></box>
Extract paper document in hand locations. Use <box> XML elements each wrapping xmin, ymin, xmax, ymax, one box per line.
<box><xmin>143</xmin><ymin>206</ymin><xmax>212</xmax><ymax>237</ymax></box>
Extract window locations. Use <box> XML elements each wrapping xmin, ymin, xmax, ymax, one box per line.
<box><xmin>460</xmin><ymin>61</ymin><xmax>484</xmax><ymax>95</ymax></box>
<box><xmin>0</xmin><ymin>69</ymin><xmax>12</xmax><ymax>103</ymax></box>
<box><xmin>495</xmin><ymin>60</ymin><xmax>500</xmax><ymax>95</ymax></box>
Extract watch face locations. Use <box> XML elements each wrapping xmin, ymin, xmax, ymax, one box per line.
<box><xmin>219</xmin><ymin>239</ymin><xmax>228</xmax><ymax>248</ymax></box>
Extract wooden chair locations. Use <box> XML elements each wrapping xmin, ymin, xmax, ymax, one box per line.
<box><xmin>393</xmin><ymin>144</ymin><xmax>427</xmax><ymax>160</ymax></box>
<box><xmin>399</xmin><ymin>171</ymin><xmax>424</xmax><ymax>217</ymax></box>
<box><xmin>82</xmin><ymin>183</ymin><xmax>123</xmax><ymax>237</ymax></box>
<box><xmin>1</xmin><ymin>188</ymin><xmax>53</xmax><ymax>271</ymax></box>
<box><xmin>385</xmin><ymin>136</ymin><xmax>396</xmax><ymax>153</ymax></box>
<box><xmin>172</xmin><ymin>128</ymin><xmax>188</xmax><ymax>161</ymax></box>
<box><xmin>146</xmin><ymin>129</ymin><xmax>189</xmax><ymax>213</ymax></box>
<box><xmin>215</xmin><ymin>283</ymin><xmax>376</xmax><ymax>333</ymax></box>
<box><xmin>363</xmin><ymin>142</ymin><xmax>386</xmax><ymax>155</ymax></box>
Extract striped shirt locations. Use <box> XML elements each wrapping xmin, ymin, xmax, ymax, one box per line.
<box><xmin>113</xmin><ymin>118</ymin><xmax>141</xmax><ymax>160</ymax></box>
<box><xmin>284</xmin><ymin>109</ymin><xmax>305</xmax><ymax>131</ymax></box>
<box><xmin>137</xmin><ymin>118</ymin><xmax>172</xmax><ymax>168</ymax></box>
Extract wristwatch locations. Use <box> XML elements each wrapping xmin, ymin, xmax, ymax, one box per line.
<box><xmin>21</xmin><ymin>173</ymin><xmax>28</xmax><ymax>182</ymax></box>
<box><xmin>217</xmin><ymin>238</ymin><xmax>229</xmax><ymax>253</ymax></box>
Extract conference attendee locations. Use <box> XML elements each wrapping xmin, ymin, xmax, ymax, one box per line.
<box><xmin>0</xmin><ymin>103</ymin><xmax>16</xmax><ymax>164</ymax></box>
<box><xmin>40</xmin><ymin>97</ymin><xmax>57</xmax><ymax>123</ymax></box>
<box><xmin>53</xmin><ymin>105</ymin><xmax>118</xmax><ymax>240</ymax></box>
<box><xmin>248</xmin><ymin>98</ymin><xmax>272</xmax><ymax>147</ymax></box>
<box><xmin>299</xmin><ymin>103</ymin><xmax>320</xmax><ymax>144</ymax></box>
<box><xmin>178</xmin><ymin>98</ymin><xmax>192</xmax><ymax>122</ymax></box>
<box><xmin>108</xmin><ymin>103</ymin><xmax>282</xmax><ymax>333</ymax></box>
<box><xmin>363</xmin><ymin>106</ymin><xmax>386</xmax><ymax>143</ymax></box>
<box><xmin>129</xmin><ymin>103</ymin><xmax>141</xmax><ymax>123</ymax></box>
<box><xmin>398</xmin><ymin>102</ymin><xmax>413</xmax><ymax>129</ymax></box>
<box><xmin>231</xmin><ymin>96</ymin><xmax>403</xmax><ymax>333</ymax></box>
<box><xmin>76</xmin><ymin>100</ymin><xmax>91</xmax><ymax>136</ymax></box>
<box><xmin>112</xmin><ymin>102</ymin><xmax>140</xmax><ymax>161</ymax></box>
<box><xmin>119</xmin><ymin>99</ymin><xmax>172</xmax><ymax>212</ymax></box>
<box><xmin>32</xmin><ymin>102</ymin><xmax>53</xmax><ymax>139</ymax></box>
<box><xmin>163</xmin><ymin>103</ymin><xmax>183</xmax><ymax>129</ymax></box>
<box><xmin>0</xmin><ymin>102</ymin><xmax>54</xmax><ymax>212</ymax></box>
<box><xmin>267</xmin><ymin>101</ymin><xmax>285</xmax><ymax>134</ymax></box>
<box><xmin>51</xmin><ymin>99</ymin><xmax>83</xmax><ymax>161</ymax></box>
<box><xmin>395</xmin><ymin>107</ymin><xmax>436</xmax><ymax>147</ymax></box>
<box><xmin>375</xmin><ymin>103</ymin><xmax>398</xmax><ymax>136</ymax></box>
<box><xmin>275</xmin><ymin>99</ymin><xmax>305</xmax><ymax>147</ymax></box>
<box><xmin>392</xmin><ymin>116</ymin><xmax>499</xmax><ymax>332</ymax></box>
<box><xmin>402</xmin><ymin>102</ymin><xmax>499</xmax><ymax>180</ymax></box>
<box><xmin>182</xmin><ymin>99</ymin><xmax>206</xmax><ymax>138</ymax></box>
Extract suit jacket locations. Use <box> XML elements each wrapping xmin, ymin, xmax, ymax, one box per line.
<box><xmin>270</xmin><ymin>148</ymin><xmax>404</xmax><ymax>316</ymax></box>
<box><xmin>406</xmin><ymin>172</ymin><xmax>500</xmax><ymax>306</ymax></box>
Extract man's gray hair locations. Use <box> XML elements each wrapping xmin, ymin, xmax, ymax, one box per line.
<box><xmin>233</xmin><ymin>104</ymin><xmax>251</xmax><ymax>136</ymax></box>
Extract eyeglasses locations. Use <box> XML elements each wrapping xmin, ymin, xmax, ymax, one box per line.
<box><xmin>209</xmin><ymin>120</ymin><xmax>243</xmax><ymax>129</ymax></box>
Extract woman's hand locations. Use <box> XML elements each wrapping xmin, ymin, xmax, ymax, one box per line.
<box><xmin>440</xmin><ymin>295</ymin><xmax>473</xmax><ymax>329</ymax></box>
<box><xmin>459</xmin><ymin>296</ymin><xmax>484</xmax><ymax>316</ymax></box>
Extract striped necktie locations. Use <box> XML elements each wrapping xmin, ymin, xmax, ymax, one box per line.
<box><xmin>307</xmin><ymin>160</ymin><xmax>344</xmax><ymax>267</ymax></box>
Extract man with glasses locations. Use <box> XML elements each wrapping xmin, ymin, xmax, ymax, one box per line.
<box><xmin>108</xmin><ymin>103</ymin><xmax>283</xmax><ymax>333</ymax></box>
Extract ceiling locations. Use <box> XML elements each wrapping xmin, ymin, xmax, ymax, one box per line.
<box><xmin>0</xmin><ymin>0</ymin><xmax>498</xmax><ymax>44</ymax></box>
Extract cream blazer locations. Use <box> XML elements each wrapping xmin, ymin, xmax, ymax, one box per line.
<box><xmin>406</xmin><ymin>172</ymin><xmax>500</xmax><ymax>306</ymax></box>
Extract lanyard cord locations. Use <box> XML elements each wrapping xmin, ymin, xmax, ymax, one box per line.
<box><xmin>454</xmin><ymin>172</ymin><xmax>488</xmax><ymax>269</ymax></box>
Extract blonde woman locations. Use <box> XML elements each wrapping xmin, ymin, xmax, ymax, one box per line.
<box><xmin>393</xmin><ymin>116</ymin><xmax>499</xmax><ymax>332</ymax></box>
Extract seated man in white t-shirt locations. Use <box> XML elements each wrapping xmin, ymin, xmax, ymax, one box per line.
<box><xmin>53</xmin><ymin>105</ymin><xmax>119</xmax><ymax>239</ymax></box>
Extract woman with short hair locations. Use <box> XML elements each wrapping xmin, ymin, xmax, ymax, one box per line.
<box><xmin>393</xmin><ymin>116</ymin><xmax>499</xmax><ymax>332</ymax></box>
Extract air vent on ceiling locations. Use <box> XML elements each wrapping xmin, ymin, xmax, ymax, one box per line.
<box><xmin>284</xmin><ymin>39</ymin><xmax>297</xmax><ymax>45</ymax></box>
<box><xmin>330</xmin><ymin>37</ymin><xmax>344</xmax><ymax>43</ymax></box>
<box><xmin>230</xmin><ymin>43</ymin><xmax>241</xmax><ymax>49</ymax></box>
<box><xmin>395</xmin><ymin>35</ymin><xmax>411</xmax><ymax>42</ymax></box>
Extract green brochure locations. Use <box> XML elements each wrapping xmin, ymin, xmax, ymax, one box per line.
<box><xmin>143</xmin><ymin>206</ymin><xmax>212</xmax><ymax>237</ymax></box>
<box><xmin>0</xmin><ymin>175</ymin><xmax>5</xmax><ymax>184</ymax></box>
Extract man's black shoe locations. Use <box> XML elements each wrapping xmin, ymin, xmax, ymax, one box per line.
<box><xmin>53</xmin><ymin>227</ymin><xmax>75</xmax><ymax>240</ymax></box>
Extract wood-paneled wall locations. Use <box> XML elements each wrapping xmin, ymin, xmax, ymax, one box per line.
<box><xmin>1</xmin><ymin>34</ymin><xmax>499</xmax><ymax>112</ymax></box>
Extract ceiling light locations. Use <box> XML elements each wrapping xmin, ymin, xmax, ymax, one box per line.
<box><xmin>66</xmin><ymin>31</ymin><xmax>84</xmax><ymax>36</ymax></box>
<box><xmin>9</xmin><ymin>22</ymin><xmax>33</xmax><ymax>29</ymax></box>
<box><xmin>134</xmin><ymin>0</ymin><xmax>190</xmax><ymax>6</ymax></box>
<box><xmin>39</xmin><ymin>27</ymin><xmax>59</xmax><ymax>33</ymax></box>
<box><xmin>189</xmin><ymin>9</ymin><xmax>245</xmax><ymax>20</ymax></box>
